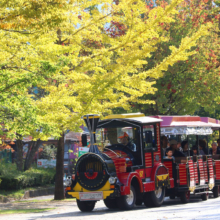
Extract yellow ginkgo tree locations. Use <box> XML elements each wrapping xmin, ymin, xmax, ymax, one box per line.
<box><xmin>35</xmin><ymin>0</ymin><xmax>211</xmax><ymax>199</ymax></box>
<box><xmin>0</xmin><ymin>0</ymin><xmax>211</xmax><ymax>199</ymax></box>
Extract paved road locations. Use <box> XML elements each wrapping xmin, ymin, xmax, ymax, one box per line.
<box><xmin>1</xmin><ymin>195</ymin><xmax>220</xmax><ymax>220</ymax></box>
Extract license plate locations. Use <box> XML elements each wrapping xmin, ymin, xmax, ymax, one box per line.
<box><xmin>79</xmin><ymin>192</ymin><xmax>103</xmax><ymax>201</ymax></box>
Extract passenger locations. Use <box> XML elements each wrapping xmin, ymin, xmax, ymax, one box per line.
<box><xmin>199</xmin><ymin>146</ymin><xmax>205</xmax><ymax>155</ymax></box>
<box><xmin>170</xmin><ymin>139</ymin><xmax>186</xmax><ymax>157</ymax></box>
<box><xmin>163</xmin><ymin>147</ymin><xmax>175</xmax><ymax>160</ymax></box>
<box><xmin>190</xmin><ymin>145</ymin><xmax>198</xmax><ymax>156</ymax></box>
<box><xmin>177</xmin><ymin>141</ymin><xmax>183</xmax><ymax>152</ymax></box>
<box><xmin>181</xmin><ymin>141</ymin><xmax>189</xmax><ymax>156</ymax></box>
<box><xmin>209</xmin><ymin>142</ymin><xmax>220</xmax><ymax>155</ymax></box>
<box><xmin>118</xmin><ymin>132</ymin><xmax>136</xmax><ymax>151</ymax></box>
<box><xmin>199</xmin><ymin>139</ymin><xmax>208</xmax><ymax>155</ymax></box>
<box><xmin>161</xmin><ymin>136</ymin><xmax>169</xmax><ymax>156</ymax></box>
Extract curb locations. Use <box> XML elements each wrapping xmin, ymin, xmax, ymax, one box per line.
<box><xmin>0</xmin><ymin>186</ymin><xmax>55</xmax><ymax>203</ymax></box>
<box><xmin>23</xmin><ymin>187</ymin><xmax>55</xmax><ymax>199</ymax></box>
<box><xmin>0</xmin><ymin>196</ymin><xmax>10</xmax><ymax>203</ymax></box>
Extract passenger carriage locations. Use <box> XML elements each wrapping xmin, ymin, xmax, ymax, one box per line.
<box><xmin>65</xmin><ymin>113</ymin><xmax>220</xmax><ymax>212</ymax></box>
<box><xmin>154</xmin><ymin>115</ymin><xmax>219</xmax><ymax>202</ymax></box>
<box><xmin>201</xmin><ymin>117</ymin><xmax>220</xmax><ymax>197</ymax></box>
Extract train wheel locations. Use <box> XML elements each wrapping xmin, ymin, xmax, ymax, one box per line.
<box><xmin>135</xmin><ymin>199</ymin><xmax>143</xmax><ymax>206</ymax></box>
<box><xmin>76</xmin><ymin>200</ymin><xmax>96</xmax><ymax>212</ymax></box>
<box><xmin>201</xmin><ymin>193</ymin><xmax>209</xmax><ymax>201</ymax></box>
<box><xmin>104</xmin><ymin>198</ymin><xmax>118</xmax><ymax>209</ymax></box>
<box><xmin>213</xmin><ymin>186</ymin><xmax>219</xmax><ymax>198</ymax></box>
<box><xmin>117</xmin><ymin>185</ymin><xmax>136</xmax><ymax>210</ymax></box>
<box><xmin>170</xmin><ymin>195</ymin><xmax>176</xmax><ymax>199</ymax></box>
<box><xmin>180</xmin><ymin>191</ymin><xmax>190</xmax><ymax>204</ymax></box>
<box><xmin>143</xmin><ymin>187</ymin><xmax>165</xmax><ymax>207</ymax></box>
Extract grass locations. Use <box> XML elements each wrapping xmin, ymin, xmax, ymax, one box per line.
<box><xmin>0</xmin><ymin>189</ymin><xmax>25</xmax><ymax>200</ymax></box>
<box><xmin>13</xmin><ymin>198</ymin><xmax>53</xmax><ymax>203</ymax></box>
<box><xmin>0</xmin><ymin>208</ymin><xmax>54</xmax><ymax>215</ymax></box>
<box><xmin>13</xmin><ymin>198</ymin><xmax>76</xmax><ymax>203</ymax></box>
<box><xmin>0</xmin><ymin>184</ymin><xmax>54</xmax><ymax>200</ymax></box>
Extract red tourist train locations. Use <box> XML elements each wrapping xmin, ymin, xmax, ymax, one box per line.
<box><xmin>65</xmin><ymin>113</ymin><xmax>220</xmax><ymax>212</ymax></box>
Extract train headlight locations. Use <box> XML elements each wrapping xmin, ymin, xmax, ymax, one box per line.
<box><xmin>64</xmin><ymin>176</ymin><xmax>72</xmax><ymax>187</ymax></box>
<box><xmin>109</xmin><ymin>177</ymin><xmax>117</xmax><ymax>184</ymax></box>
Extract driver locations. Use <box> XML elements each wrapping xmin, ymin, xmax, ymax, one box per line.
<box><xmin>118</xmin><ymin>132</ymin><xmax>136</xmax><ymax>151</ymax></box>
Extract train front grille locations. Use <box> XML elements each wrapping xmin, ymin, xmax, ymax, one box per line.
<box><xmin>76</xmin><ymin>154</ymin><xmax>109</xmax><ymax>190</ymax></box>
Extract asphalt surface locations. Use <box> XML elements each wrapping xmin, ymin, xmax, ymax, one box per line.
<box><xmin>0</xmin><ymin>195</ymin><xmax>220</xmax><ymax>220</ymax></box>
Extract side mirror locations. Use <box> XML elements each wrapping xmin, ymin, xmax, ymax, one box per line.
<box><xmin>81</xmin><ymin>134</ymin><xmax>87</xmax><ymax>146</ymax></box>
<box><xmin>145</xmin><ymin>131</ymin><xmax>152</xmax><ymax>143</ymax></box>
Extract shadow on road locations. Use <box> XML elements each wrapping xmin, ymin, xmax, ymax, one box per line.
<box><xmin>26</xmin><ymin>195</ymin><xmax>219</xmax><ymax>220</ymax></box>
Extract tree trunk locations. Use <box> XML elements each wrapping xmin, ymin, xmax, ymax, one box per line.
<box><xmin>24</xmin><ymin>139</ymin><xmax>42</xmax><ymax>171</ymax></box>
<box><xmin>16</xmin><ymin>139</ymin><xmax>23</xmax><ymax>171</ymax></box>
<box><xmin>54</xmin><ymin>132</ymin><xmax>65</xmax><ymax>200</ymax></box>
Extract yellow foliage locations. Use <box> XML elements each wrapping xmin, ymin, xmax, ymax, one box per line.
<box><xmin>0</xmin><ymin>0</ymin><xmax>211</xmax><ymax>137</ymax></box>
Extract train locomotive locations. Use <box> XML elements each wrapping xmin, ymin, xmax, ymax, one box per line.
<box><xmin>65</xmin><ymin>113</ymin><xmax>220</xmax><ymax>212</ymax></box>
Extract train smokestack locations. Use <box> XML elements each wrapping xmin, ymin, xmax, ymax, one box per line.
<box><xmin>83</xmin><ymin>114</ymin><xmax>100</xmax><ymax>154</ymax></box>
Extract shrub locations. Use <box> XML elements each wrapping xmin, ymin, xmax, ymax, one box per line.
<box><xmin>0</xmin><ymin>162</ymin><xmax>55</xmax><ymax>190</ymax></box>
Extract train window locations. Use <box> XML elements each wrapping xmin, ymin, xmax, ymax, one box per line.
<box><xmin>96</xmin><ymin>126</ymin><xmax>140</xmax><ymax>152</ymax></box>
<box><xmin>143</xmin><ymin>124</ymin><xmax>157</xmax><ymax>151</ymax></box>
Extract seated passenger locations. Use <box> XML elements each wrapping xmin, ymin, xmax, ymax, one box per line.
<box><xmin>190</xmin><ymin>145</ymin><xmax>198</xmax><ymax>156</ymax></box>
<box><xmin>170</xmin><ymin>139</ymin><xmax>186</xmax><ymax>157</ymax></box>
<box><xmin>198</xmin><ymin>139</ymin><xmax>208</xmax><ymax>155</ymax></box>
<box><xmin>177</xmin><ymin>141</ymin><xmax>183</xmax><ymax>152</ymax></box>
<box><xmin>199</xmin><ymin>148</ymin><xmax>205</xmax><ymax>155</ymax></box>
<box><xmin>163</xmin><ymin>147</ymin><xmax>175</xmax><ymax>160</ymax></box>
<box><xmin>161</xmin><ymin>136</ymin><xmax>169</xmax><ymax>156</ymax></box>
<box><xmin>181</xmin><ymin>141</ymin><xmax>189</xmax><ymax>156</ymax></box>
<box><xmin>209</xmin><ymin>142</ymin><xmax>220</xmax><ymax>155</ymax></box>
<box><xmin>119</xmin><ymin>132</ymin><xmax>136</xmax><ymax>151</ymax></box>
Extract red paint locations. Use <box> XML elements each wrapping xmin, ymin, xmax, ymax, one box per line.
<box><xmin>136</xmin><ymin>169</ymin><xmax>145</xmax><ymax>179</ymax></box>
<box><xmin>203</xmin><ymin>161</ymin><xmax>209</xmax><ymax>183</ymax></box>
<box><xmin>104</xmin><ymin>150</ymin><xmax>133</xmax><ymax>172</ymax></box>
<box><xmin>151</xmin><ymin>163</ymin><xmax>163</xmax><ymax>181</ymax></box>
<box><xmin>145</xmin><ymin>153</ymin><xmax>152</xmax><ymax>167</ymax></box>
<box><xmin>145</xmin><ymin>168</ymin><xmax>152</xmax><ymax>178</ymax></box>
<box><xmin>157</xmin><ymin>166</ymin><xmax>168</xmax><ymax>175</ymax></box>
<box><xmin>154</xmin><ymin>152</ymin><xmax>161</xmax><ymax>164</ymax></box>
<box><xmin>120</xmin><ymin>185</ymin><xmax>130</xmax><ymax>195</ymax></box>
<box><xmin>84</xmin><ymin>172</ymin><xmax>98</xmax><ymax>180</ymax></box>
<box><xmin>179</xmin><ymin>164</ymin><xmax>187</xmax><ymax>185</ymax></box>
<box><xmin>188</xmin><ymin>160</ymin><xmax>195</xmax><ymax>186</ymax></box>
<box><xmin>164</xmin><ymin>161</ymin><xmax>173</xmax><ymax>178</ymax></box>
<box><xmin>170</xmin><ymin>178</ymin><xmax>174</xmax><ymax>188</ymax></box>
<box><xmin>143</xmin><ymin>181</ymin><xmax>155</xmax><ymax>192</ymax></box>
<box><xmin>118</xmin><ymin>172</ymin><xmax>144</xmax><ymax>195</ymax></box>
<box><xmin>215</xmin><ymin>161</ymin><xmax>220</xmax><ymax>180</ymax></box>
<box><xmin>207</xmin><ymin>158</ymin><xmax>214</xmax><ymax>179</ymax></box>
<box><xmin>194</xmin><ymin>162</ymin><xmax>199</xmax><ymax>184</ymax></box>
<box><xmin>198</xmin><ymin>159</ymin><xmax>205</xmax><ymax>184</ymax></box>
<box><xmin>118</xmin><ymin>173</ymin><xmax>129</xmax><ymax>185</ymax></box>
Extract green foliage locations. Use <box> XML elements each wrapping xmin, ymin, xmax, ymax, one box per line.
<box><xmin>0</xmin><ymin>185</ymin><xmax>53</xmax><ymax>200</ymax></box>
<box><xmin>40</xmin><ymin>145</ymin><xmax>57</xmax><ymax>160</ymax></box>
<box><xmin>0</xmin><ymin>162</ymin><xmax>55</xmax><ymax>190</ymax></box>
<box><xmin>118</xmin><ymin>0</ymin><xmax>220</xmax><ymax>116</ymax></box>
<box><xmin>0</xmin><ymin>208</ymin><xmax>54</xmax><ymax>215</ymax></box>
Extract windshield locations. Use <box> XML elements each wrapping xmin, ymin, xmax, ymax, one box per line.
<box><xmin>96</xmin><ymin>126</ymin><xmax>140</xmax><ymax>152</ymax></box>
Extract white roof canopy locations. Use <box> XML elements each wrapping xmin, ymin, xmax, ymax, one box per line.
<box><xmin>161</xmin><ymin>126</ymin><xmax>213</xmax><ymax>135</ymax></box>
